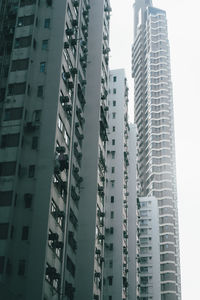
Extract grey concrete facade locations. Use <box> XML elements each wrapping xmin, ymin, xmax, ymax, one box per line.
<box><xmin>0</xmin><ymin>0</ymin><xmax>109</xmax><ymax>299</ymax></box>
<box><xmin>103</xmin><ymin>69</ymin><xmax>130</xmax><ymax>300</ymax></box>
<box><xmin>127</xmin><ymin>123</ymin><xmax>137</xmax><ymax>300</ymax></box>
<box><xmin>132</xmin><ymin>1</ymin><xmax>181</xmax><ymax>299</ymax></box>
<box><xmin>74</xmin><ymin>1</ymin><xmax>111</xmax><ymax>300</ymax></box>
<box><xmin>136</xmin><ymin>196</ymin><xmax>161</xmax><ymax>299</ymax></box>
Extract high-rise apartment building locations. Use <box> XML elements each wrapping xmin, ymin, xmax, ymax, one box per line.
<box><xmin>75</xmin><ymin>1</ymin><xmax>111</xmax><ymax>300</ymax></box>
<box><xmin>136</xmin><ymin>196</ymin><xmax>161</xmax><ymax>299</ymax></box>
<box><xmin>0</xmin><ymin>0</ymin><xmax>111</xmax><ymax>299</ymax></box>
<box><xmin>103</xmin><ymin>69</ymin><xmax>130</xmax><ymax>300</ymax></box>
<box><xmin>127</xmin><ymin>123</ymin><xmax>137</xmax><ymax>300</ymax></box>
<box><xmin>132</xmin><ymin>0</ymin><xmax>181</xmax><ymax>299</ymax></box>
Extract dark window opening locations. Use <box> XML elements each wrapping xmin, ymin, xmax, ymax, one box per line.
<box><xmin>24</xmin><ymin>194</ymin><xmax>33</xmax><ymax>208</ymax></box>
<box><xmin>20</xmin><ymin>0</ymin><xmax>36</xmax><ymax>7</ymax></box>
<box><xmin>37</xmin><ymin>85</ymin><xmax>44</xmax><ymax>97</ymax></box>
<box><xmin>14</xmin><ymin>36</ymin><xmax>32</xmax><ymax>49</ymax></box>
<box><xmin>0</xmin><ymin>256</ymin><xmax>5</xmax><ymax>274</ymax></box>
<box><xmin>0</xmin><ymin>191</ymin><xmax>12</xmax><ymax>206</ymax></box>
<box><xmin>0</xmin><ymin>223</ymin><xmax>9</xmax><ymax>239</ymax></box>
<box><xmin>32</xmin><ymin>136</ymin><xmax>38</xmax><ymax>149</ymax></box>
<box><xmin>11</xmin><ymin>58</ymin><xmax>29</xmax><ymax>71</ymax></box>
<box><xmin>4</xmin><ymin>108</ymin><xmax>23</xmax><ymax>121</ymax></box>
<box><xmin>0</xmin><ymin>162</ymin><xmax>16</xmax><ymax>176</ymax></box>
<box><xmin>44</xmin><ymin>18</ymin><xmax>50</xmax><ymax>28</ymax></box>
<box><xmin>108</xmin><ymin>276</ymin><xmax>113</xmax><ymax>286</ymax></box>
<box><xmin>67</xmin><ymin>256</ymin><xmax>75</xmax><ymax>277</ymax></box>
<box><xmin>17</xmin><ymin>15</ymin><xmax>34</xmax><ymax>27</ymax></box>
<box><xmin>18</xmin><ymin>260</ymin><xmax>26</xmax><ymax>276</ymax></box>
<box><xmin>8</xmin><ymin>83</ymin><xmax>26</xmax><ymax>95</ymax></box>
<box><xmin>28</xmin><ymin>165</ymin><xmax>35</xmax><ymax>178</ymax></box>
<box><xmin>21</xmin><ymin>226</ymin><xmax>29</xmax><ymax>240</ymax></box>
<box><xmin>1</xmin><ymin>133</ymin><xmax>20</xmax><ymax>148</ymax></box>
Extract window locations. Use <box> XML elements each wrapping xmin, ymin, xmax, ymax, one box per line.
<box><xmin>0</xmin><ymin>191</ymin><xmax>12</xmax><ymax>206</ymax></box>
<box><xmin>37</xmin><ymin>85</ymin><xmax>44</xmax><ymax>97</ymax></box>
<box><xmin>113</xmin><ymin>100</ymin><xmax>116</xmax><ymax>106</ymax></box>
<box><xmin>32</xmin><ymin>136</ymin><xmax>38</xmax><ymax>149</ymax></box>
<box><xmin>67</xmin><ymin>256</ymin><xmax>75</xmax><ymax>277</ymax></box>
<box><xmin>69</xmin><ymin>208</ymin><xmax>78</xmax><ymax>229</ymax></box>
<box><xmin>14</xmin><ymin>36</ymin><xmax>32</xmax><ymax>49</ymax></box>
<box><xmin>44</xmin><ymin>18</ymin><xmax>50</xmax><ymax>28</ymax></box>
<box><xmin>46</xmin><ymin>0</ymin><xmax>52</xmax><ymax>7</ymax></box>
<box><xmin>34</xmin><ymin>110</ymin><xmax>41</xmax><ymax>122</ymax></box>
<box><xmin>24</xmin><ymin>194</ymin><xmax>33</xmax><ymax>208</ymax></box>
<box><xmin>18</xmin><ymin>260</ymin><xmax>26</xmax><ymax>276</ymax></box>
<box><xmin>109</xmin><ymin>296</ymin><xmax>112</xmax><ymax>300</ymax></box>
<box><xmin>10</xmin><ymin>226</ymin><xmax>14</xmax><ymax>239</ymax></box>
<box><xmin>113</xmin><ymin>88</ymin><xmax>116</xmax><ymax>94</ymax></box>
<box><xmin>110</xmin><ymin>227</ymin><xmax>114</xmax><ymax>234</ymax></box>
<box><xmin>109</xmin><ymin>260</ymin><xmax>113</xmax><ymax>268</ymax></box>
<box><xmin>0</xmin><ymin>162</ymin><xmax>16</xmax><ymax>176</ymax></box>
<box><xmin>42</xmin><ymin>40</ymin><xmax>48</xmax><ymax>50</ymax></box>
<box><xmin>21</xmin><ymin>226</ymin><xmax>29</xmax><ymax>240</ymax></box>
<box><xmin>112</xmin><ymin>139</ymin><xmax>115</xmax><ymax>145</ymax></box>
<box><xmin>8</xmin><ymin>83</ymin><xmax>26</xmax><ymax>95</ymax></box>
<box><xmin>112</xmin><ymin>126</ymin><xmax>115</xmax><ymax>132</ymax></box>
<box><xmin>109</xmin><ymin>243</ymin><xmax>113</xmax><ymax>251</ymax></box>
<box><xmin>0</xmin><ymin>88</ymin><xmax>5</xmax><ymax>101</ymax></box>
<box><xmin>112</xmin><ymin>112</ymin><xmax>116</xmax><ymax>119</ymax></box>
<box><xmin>1</xmin><ymin>133</ymin><xmax>20</xmax><ymax>148</ymax></box>
<box><xmin>111</xmin><ymin>167</ymin><xmax>115</xmax><ymax>174</ymax></box>
<box><xmin>111</xmin><ymin>151</ymin><xmax>115</xmax><ymax>159</ymax></box>
<box><xmin>110</xmin><ymin>211</ymin><xmax>114</xmax><ymax>219</ymax></box>
<box><xmin>108</xmin><ymin>276</ymin><xmax>113</xmax><ymax>286</ymax></box>
<box><xmin>40</xmin><ymin>62</ymin><xmax>46</xmax><ymax>72</ymax></box>
<box><xmin>4</xmin><ymin>108</ymin><xmax>23</xmax><ymax>121</ymax></box>
<box><xmin>20</xmin><ymin>0</ymin><xmax>36</xmax><ymax>7</ymax></box>
<box><xmin>0</xmin><ymin>223</ymin><xmax>9</xmax><ymax>239</ymax></box>
<box><xmin>113</xmin><ymin>76</ymin><xmax>117</xmax><ymax>82</ymax></box>
<box><xmin>11</xmin><ymin>58</ymin><xmax>29</xmax><ymax>71</ymax></box>
<box><xmin>110</xmin><ymin>196</ymin><xmax>114</xmax><ymax>203</ymax></box>
<box><xmin>17</xmin><ymin>15</ymin><xmax>34</xmax><ymax>27</ymax></box>
<box><xmin>28</xmin><ymin>165</ymin><xmax>35</xmax><ymax>178</ymax></box>
<box><xmin>0</xmin><ymin>256</ymin><xmax>5</xmax><ymax>274</ymax></box>
<box><xmin>111</xmin><ymin>180</ymin><xmax>115</xmax><ymax>187</ymax></box>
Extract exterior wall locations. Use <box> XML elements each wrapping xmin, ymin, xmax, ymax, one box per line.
<box><xmin>136</xmin><ymin>196</ymin><xmax>161</xmax><ymax>299</ymax></box>
<box><xmin>132</xmin><ymin>1</ymin><xmax>181</xmax><ymax>299</ymax></box>
<box><xmin>103</xmin><ymin>69</ymin><xmax>129</xmax><ymax>300</ymax></box>
<box><xmin>0</xmin><ymin>0</ymin><xmax>93</xmax><ymax>299</ymax></box>
<box><xmin>74</xmin><ymin>1</ymin><xmax>111</xmax><ymax>300</ymax></box>
<box><xmin>127</xmin><ymin>123</ymin><xmax>137</xmax><ymax>300</ymax></box>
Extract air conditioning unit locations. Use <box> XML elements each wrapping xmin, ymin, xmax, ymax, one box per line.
<box><xmin>71</xmin><ymin>19</ymin><xmax>78</xmax><ymax>27</ymax></box>
<box><xmin>65</xmin><ymin>28</ymin><xmax>74</xmax><ymax>36</ymax></box>
<box><xmin>48</xmin><ymin>233</ymin><xmax>59</xmax><ymax>241</ymax></box>
<box><xmin>64</xmin><ymin>41</ymin><xmax>69</xmax><ymax>49</ymax></box>
<box><xmin>71</xmin><ymin>67</ymin><xmax>78</xmax><ymax>74</ymax></box>
<box><xmin>68</xmin><ymin>81</ymin><xmax>74</xmax><ymax>89</ymax></box>
<box><xmin>56</xmin><ymin>146</ymin><xmax>66</xmax><ymax>153</ymax></box>
<box><xmin>73</xmin><ymin>0</ymin><xmax>79</xmax><ymax>7</ymax></box>
<box><xmin>95</xmin><ymin>249</ymin><xmax>101</xmax><ymax>255</ymax></box>
<box><xmin>60</xmin><ymin>95</ymin><xmax>69</xmax><ymax>103</ymax></box>
<box><xmin>71</xmin><ymin>38</ymin><xmax>77</xmax><ymax>46</ymax></box>
<box><xmin>95</xmin><ymin>272</ymin><xmax>101</xmax><ymax>278</ymax></box>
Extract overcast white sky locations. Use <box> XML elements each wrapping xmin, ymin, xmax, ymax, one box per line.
<box><xmin>109</xmin><ymin>0</ymin><xmax>200</xmax><ymax>299</ymax></box>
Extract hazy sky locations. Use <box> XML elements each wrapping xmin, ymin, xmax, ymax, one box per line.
<box><xmin>109</xmin><ymin>0</ymin><xmax>200</xmax><ymax>299</ymax></box>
